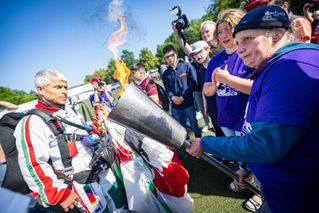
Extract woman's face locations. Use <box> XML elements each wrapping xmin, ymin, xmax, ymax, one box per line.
<box><xmin>217</xmin><ymin>22</ymin><xmax>237</xmax><ymax>51</ymax></box>
<box><xmin>236</xmin><ymin>29</ymin><xmax>274</xmax><ymax>68</ymax></box>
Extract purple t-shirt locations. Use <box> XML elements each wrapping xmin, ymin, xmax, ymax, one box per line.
<box><xmin>205</xmin><ymin>50</ymin><xmax>254</xmax><ymax>131</ymax></box>
<box><xmin>242</xmin><ymin>48</ymin><xmax>319</xmax><ymax>212</ymax></box>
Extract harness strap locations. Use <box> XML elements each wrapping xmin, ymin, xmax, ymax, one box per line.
<box><xmin>145</xmin><ymin>79</ymin><xmax>154</xmax><ymax>93</ymax></box>
<box><xmin>27</xmin><ymin>109</ymin><xmax>75</xmax><ymax>177</ymax></box>
<box><xmin>54</xmin><ymin>115</ymin><xmax>89</xmax><ymax>131</ymax></box>
<box><xmin>80</xmin><ymin>102</ymin><xmax>94</xmax><ymax>123</ymax></box>
<box><xmin>64</xmin><ymin>134</ymin><xmax>86</xmax><ymax>141</ymax></box>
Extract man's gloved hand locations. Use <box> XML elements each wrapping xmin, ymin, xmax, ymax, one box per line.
<box><xmin>91</xmin><ymin>143</ymin><xmax>115</xmax><ymax>169</ymax></box>
<box><xmin>80</xmin><ymin>134</ymin><xmax>100</xmax><ymax>146</ymax></box>
<box><xmin>84</xmin><ymin>124</ymin><xmax>93</xmax><ymax>132</ymax></box>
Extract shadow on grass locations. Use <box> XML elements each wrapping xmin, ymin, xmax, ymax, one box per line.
<box><xmin>182</xmin><ymin>156</ymin><xmax>253</xmax><ymax>200</ymax></box>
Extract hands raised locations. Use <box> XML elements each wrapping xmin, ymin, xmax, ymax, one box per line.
<box><xmin>172</xmin><ymin>22</ymin><xmax>180</xmax><ymax>37</ymax></box>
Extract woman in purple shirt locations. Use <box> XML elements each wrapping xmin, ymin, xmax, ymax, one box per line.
<box><xmin>203</xmin><ymin>8</ymin><xmax>254</xmax><ymax>137</ymax></box>
<box><xmin>202</xmin><ymin>8</ymin><xmax>257</xmax><ymax>196</ymax></box>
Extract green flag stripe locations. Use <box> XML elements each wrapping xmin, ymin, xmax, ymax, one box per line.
<box><xmin>20</xmin><ymin>116</ymin><xmax>49</xmax><ymax>204</ymax></box>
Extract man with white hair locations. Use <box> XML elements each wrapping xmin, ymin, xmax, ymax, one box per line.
<box><xmin>172</xmin><ymin>20</ymin><xmax>217</xmax><ymax>56</ymax></box>
<box><xmin>14</xmin><ymin>69</ymin><xmax>125</xmax><ymax>212</ymax></box>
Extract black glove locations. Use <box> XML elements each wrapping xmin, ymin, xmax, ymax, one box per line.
<box><xmin>91</xmin><ymin>143</ymin><xmax>115</xmax><ymax>169</ymax></box>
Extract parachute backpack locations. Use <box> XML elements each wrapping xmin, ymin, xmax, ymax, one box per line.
<box><xmin>0</xmin><ymin>112</ymin><xmax>30</xmax><ymax>194</ymax></box>
<box><xmin>0</xmin><ymin>109</ymin><xmax>84</xmax><ymax>194</ymax></box>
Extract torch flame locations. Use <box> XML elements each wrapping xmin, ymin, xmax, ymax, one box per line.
<box><xmin>113</xmin><ymin>60</ymin><xmax>130</xmax><ymax>96</ymax></box>
<box><xmin>107</xmin><ymin>16</ymin><xmax>127</xmax><ymax>59</ymax></box>
<box><xmin>107</xmin><ymin>15</ymin><xmax>130</xmax><ymax>96</ymax></box>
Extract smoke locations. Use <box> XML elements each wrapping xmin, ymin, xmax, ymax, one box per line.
<box><xmin>107</xmin><ymin>0</ymin><xmax>124</xmax><ymax>23</ymax></box>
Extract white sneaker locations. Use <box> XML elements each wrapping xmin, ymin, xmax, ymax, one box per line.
<box><xmin>202</xmin><ymin>125</ymin><xmax>208</xmax><ymax>133</ymax></box>
<box><xmin>196</xmin><ymin>112</ymin><xmax>202</xmax><ymax>119</ymax></box>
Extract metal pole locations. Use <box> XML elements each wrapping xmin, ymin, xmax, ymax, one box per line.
<box><xmin>183</xmin><ymin>140</ymin><xmax>261</xmax><ymax>195</ymax></box>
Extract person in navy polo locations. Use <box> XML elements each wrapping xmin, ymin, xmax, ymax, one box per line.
<box><xmin>161</xmin><ymin>44</ymin><xmax>201</xmax><ymax>138</ymax></box>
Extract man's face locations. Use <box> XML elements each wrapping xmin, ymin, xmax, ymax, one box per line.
<box><xmin>217</xmin><ymin>22</ymin><xmax>237</xmax><ymax>51</ymax></box>
<box><xmin>164</xmin><ymin>50</ymin><xmax>178</xmax><ymax>68</ymax></box>
<box><xmin>37</xmin><ymin>78</ymin><xmax>68</xmax><ymax>105</ymax></box>
<box><xmin>201</xmin><ymin>24</ymin><xmax>215</xmax><ymax>43</ymax></box>
<box><xmin>235</xmin><ymin>29</ymin><xmax>273</xmax><ymax>68</ymax></box>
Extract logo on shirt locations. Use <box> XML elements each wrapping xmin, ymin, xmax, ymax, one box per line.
<box><xmin>179</xmin><ymin>72</ymin><xmax>187</xmax><ymax>77</ymax></box>
<box><xmin>262</xmin><ymin>10</ymin><xmax>286</xmax><ymax>21</ymax></box>
<box><xmin>241</xmin><ymin>102</ymin><xmax>252</xmax><ymax>135</ymax></box>
<box><xmin>217</xmin><ymin>84</ymin><xmax>238</xmax><ymax>97</ymax></box>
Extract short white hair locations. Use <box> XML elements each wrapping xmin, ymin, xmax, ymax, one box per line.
<box><xmin>34</xmin><ymin>69</ymin><xmax>67</xmax><ymax>88</ymax></box>
<box><xmin>200</xmin><ymin>20</ymin><xmax>216</xmax><ymax>32</ymax></box>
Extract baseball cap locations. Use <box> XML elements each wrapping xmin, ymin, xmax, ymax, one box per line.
<box><xmin>242</xmin><ymin>0</ymin><xmax>270</xmax><ymax>12</ymax></box>
<box><xmin>189</xmin><ymin>40</ymin><xmax>210</xmax><ymax>57</ymax></box>
<box><xmin>233</xmin><ymin>5</ymin><xmax>290</xmax><ymax>37</ymax></box>
<box><xmin>90</xmin><ymin>77</ymin><xmax>102</xmax><ymax>84</ymax></box>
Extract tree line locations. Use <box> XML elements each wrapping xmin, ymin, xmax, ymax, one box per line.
<box><xmin>1</xmin><ymin>0</ymin><xmax>309</xmax><ymax>105</ymax></box>
<box><xmin>86</xmin><ymin>0</ymin><xmax>309</xmax><ymax>85</ymax></box>
<box><xmin>0</xmin><ymin>87</ymin><xmax>37</xmax><ymax>109</ymax></box>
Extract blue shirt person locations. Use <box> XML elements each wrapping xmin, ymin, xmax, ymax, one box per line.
<box><xmin>89</xmin><ymin>77</ymin><xmax>114</xmax><ymax>110</ymax></box>
<box><xmin>162</xmin><ymin>44</ymin><xmax>201</xmax><ymax>138</ymax></box>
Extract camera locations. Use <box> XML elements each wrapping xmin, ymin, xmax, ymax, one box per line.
<box><xmin>170</xmin><ymin>6</ymin><xmax>190</xmax><ymax>32</ymax></box>
<box><xmin>170</xmin><ymin>6</ymin><xmax>190</xmax><ymax>46</ymax></box>
<box><xmin>97</xmin><ymin>80</ymin><xmax>105</xmax><ymax>87</ymax></box>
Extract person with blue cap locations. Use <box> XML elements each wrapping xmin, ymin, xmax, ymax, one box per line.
<box><xmin>187</xmin><ymin>5</ymin><xmax>319</xmax><ymax>213</ymax></box>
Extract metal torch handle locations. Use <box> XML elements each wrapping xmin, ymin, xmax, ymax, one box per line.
<box><xmin>183</xmin><ymin>140</ymin><xmax>261</xmax><ymax>195</ymax></box>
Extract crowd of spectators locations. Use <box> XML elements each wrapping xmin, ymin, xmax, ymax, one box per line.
<box><xmin>1</xmin><ymin>0</ymin><xmax>319</xmax><ymax>212</ymax></box>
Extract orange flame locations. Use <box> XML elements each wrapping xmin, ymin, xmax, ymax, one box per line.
<box><xmin>113</xmin><ymin>60</ymin><xmax>130</xmax><ymax>96</ymax></box>
<box><xmin>107</xmin><ymin>16</ymin><xmax>130</xmax><ymax>96</ymax></box>
<box><xmin>107</xmin><ymin>16</ymin><xmax>128</xmax><ymax>59</ymax></box>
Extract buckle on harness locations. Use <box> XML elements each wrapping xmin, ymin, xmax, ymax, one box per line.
<box><xmin>63</xmin><ymin>166</ymin><xmax>74</xmax><ymax>177</ymax></box>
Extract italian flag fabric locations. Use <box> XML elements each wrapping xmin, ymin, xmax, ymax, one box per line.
<box><xmin>107</xmin><ymin>121</ymin><xmax>193</xmax><ymax>213</ymax></box>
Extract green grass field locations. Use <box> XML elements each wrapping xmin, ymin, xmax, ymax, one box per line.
<box><xmin>181</xmin><ymin>112</ymin><xmax>252</xmax><ymax>212</ymax></box>
<box><xmin>183</xmin><ymin>124</ymin><xmax>253</xmax><ymax>213</ymax></box>
<box><xmin>81</xmin><ymin>87</ymin><xmax>252</xmax><ymax>212</ymax></box>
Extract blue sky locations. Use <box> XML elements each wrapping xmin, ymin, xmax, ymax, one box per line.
<box><xmin>0</xmin><ymin>0</ymin><xmax>210</xmax><ymax>92</ymax></box>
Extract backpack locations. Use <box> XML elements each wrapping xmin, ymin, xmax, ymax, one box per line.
<box><xmin>0</xmin><ymin>108</ymin><xmax>86</xmax><ymax>194</ymax></box>
<box><xmin>0</xmin><ymin>112</ymin><xmax>30</xmax><ymax>194</ymax></box>
<box><xmin>146</xmin><ymin>80</ymin><xmax>170</xmax><ymax>112</ymax></box>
